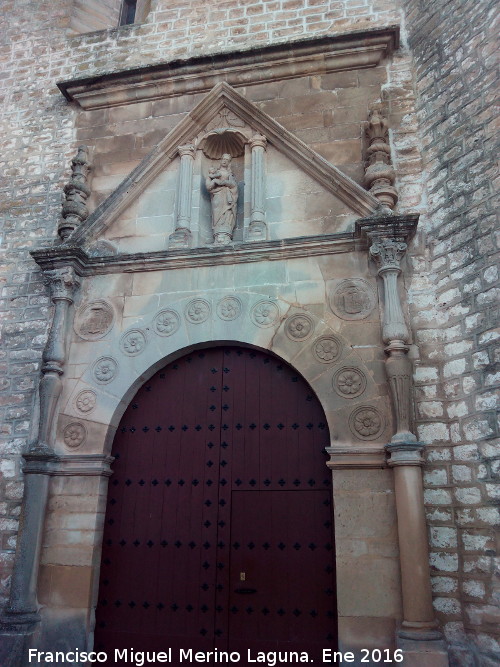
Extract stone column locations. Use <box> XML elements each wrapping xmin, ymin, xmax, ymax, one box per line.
<box><xmin>370</xmin><ymin>239</ymin><xmax>415</xmax><ymax>444</ymax></box>
<box><xmin>3</xmin><ymin>267</ymin><xmax>79</xmax><ymax>621</ymax></box>
<box><xmin>169</xmin><ymin>143</ymin><xmax>195</xmax><ymax>248</ymax></box>
<box><xmin>247</xmin><ymin>133</ymin><xmax>267</xmax><ymax>241</ymax></box>
<box><xmin>370</xmin><ymin>239</ymin><xmax>447</xmax><ymax>661</ymax></box>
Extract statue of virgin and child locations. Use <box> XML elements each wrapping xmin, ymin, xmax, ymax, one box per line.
<box><xmin>205</xmin><ymin>153</ymin><xmax>238</xmax><ymax>245</ymax></box>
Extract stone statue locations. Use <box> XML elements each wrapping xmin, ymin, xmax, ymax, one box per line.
<box><xmin>206</xmin><ymin>153</ymin><xmax>238</xmax><ymax>245</ymax></box>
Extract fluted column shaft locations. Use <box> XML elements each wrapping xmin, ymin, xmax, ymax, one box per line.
<box><xmin>248</xmin><ymin>134</ymin><xmax>267</xmax><ymax>241</ymax></box>
<box><xmin>169</xmin><ymin>144</ymin><xmax>195</xmax><ymax>248</ymax></box>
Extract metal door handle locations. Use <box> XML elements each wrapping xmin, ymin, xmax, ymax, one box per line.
<box><xmin>234</xmin><ymin>587</ymin><xmax>257</xmax><ymax>594</ymax></box>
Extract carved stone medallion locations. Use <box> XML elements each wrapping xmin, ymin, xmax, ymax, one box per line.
<box><xmin>285</xmin><ymin>314</ymin><xmax>314</xmax><ymax>341</ymax></box>
<box><xmin>75</xmin><ymin>389</ymin><xmax>97</xmax><ymax>414</ymax></box>
<box><xmin>63</xmin><ymin>422</ymin><xmax>87</xmax><ymax>449</ymax></box>
<box><xmin>349</xmin><ymin>406</ymin><xmax>385</xmax><ymax>441</ymax></box>
<box><xmin>154</xmin><ymin>309</ymin><xmax>180</xmax><ymax>336</ymax></box>
<box><xmin>75</xmin><ymin>299</ymin><xmax>114</xmax><ymax>340</ymax></box>
<box><xmin>329</xmin><ymin>279</ymin><xmax>376</xmax><ymax>321</ymax></box>
<box><xmin>313</xmin><ymin>336</ymin><xmax>343</xmax><ymax>364</ymax></box>
<box><xmin>251</xmin><ymin>300</ymin><xmax>280</xmax><ymax>328</ymax></box>
<box><xmin>333</xmin><ymin>367</ymin><xmax>367</xmax><ymax>399</ymax></box>
<box><xmin>120</xmin><ymin>329</ymin><xmax>147</xmax><ymax>356</ymax></box>
<box><xmin>92</xmin><ymin>356</ymin><xmax>118</xmax><ymax>384</ymax></box>
<box><xmin>185</xmin><ymin>299</ymin><xmax>211</xmax><ymax>324</ymax></box>
<box><xmin>217</xmin><ymin>296</ymin><xmax>242</xmax><ymax>321</ymax></box>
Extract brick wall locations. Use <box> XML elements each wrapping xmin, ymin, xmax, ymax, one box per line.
<box><xmin>403</xmin><ymin>0</ymin><xmax>499</xmax><ymax>664</ymax></box>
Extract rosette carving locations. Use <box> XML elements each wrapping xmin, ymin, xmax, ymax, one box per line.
<box><xmin>63</xmin><ymin>423</ymin><xmax>87</xmax><ymax>449</ymax></box>
<box><xmin>313</xmin><ymin>336</ymin><xmax>343</xmax><ymax>364</ymax></box>
<box><xmin>93</xmin><ymin>357</ymin><xmax>118</xmax><ymax>384</ymax></box>
<box><xmin>120</xmin><ymin>330</ymin><xmax>147</xmax><ymax>356</ymax></box>
<box><xmin>185</xmin><ymin>299</ymin><xmax>211</xmax><ymax>324</ymax></box>
<box><xmin>154</xmin><ymin>309</ymin><xmax>180</xmax><ymax>336</ymax></box>
<box><xmin>349</xmin><ymin>406</ymin><xmax>385</xmax><ymax>441</ymax></box>
<box><xmin>333</xmin><ymin>367</ymin><xmax>367</xmax><ymax>398</ymax></box>
<box><xmin>217</xmin><ymin>297</ymin><xmax>242</xmax><ymax>321</ymax></box>
<box><xmin>251</xmin><ymin>301</ymin><xmax>280</xmax><ymax>328</ymax></box>
<box><xmin>285</xmin><ymin>314</ymin><xmax>314</xmax><ymax>341</ymax></box>
<box><xmin>75</xmin><ymin>390</ymin><xmax>96</xmax><ymax>414</ymax></box>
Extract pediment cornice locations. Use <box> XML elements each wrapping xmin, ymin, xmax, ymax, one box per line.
<box><xmin>58</xmin><ymin>26</ymin><xmax>399</xmax><ymax>110</ymax></box>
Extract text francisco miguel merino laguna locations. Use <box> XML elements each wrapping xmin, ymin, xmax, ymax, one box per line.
<box><xmin>28</xmin><ymin>648</ymin><xmax>355</xmax><ymax>665</ymax></box>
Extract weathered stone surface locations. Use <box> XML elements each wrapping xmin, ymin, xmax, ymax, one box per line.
<box><xmin>0</xmin><ymin>0</ymin><xmax>497</xmax><ymax>663</ymax></box>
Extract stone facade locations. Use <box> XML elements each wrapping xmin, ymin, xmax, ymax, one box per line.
<box><xmin>0</xmin><ymin>1</ymin><xmax>497</xmax><ymax>666</ymax></box>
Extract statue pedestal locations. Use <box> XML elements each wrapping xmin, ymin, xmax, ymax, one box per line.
<box><xmin>246</xmin><ymin>221</ymin><xmax>267</xmax><ymax>241</ymax></box>
<box><xmin>214</xmin><ymin>232</ymin><xmax>232</xmax><ymax>246</ymax></box>
<box><xmin>168</xmin><ymin>227</ymin><xmax>192</xmax><ymax>249</ymax></box>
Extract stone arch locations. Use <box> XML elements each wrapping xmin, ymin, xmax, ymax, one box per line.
<box><xmin>57</xmin><ymin>291</ymin><xmax>391</xmax><ymax>458</ymax></box>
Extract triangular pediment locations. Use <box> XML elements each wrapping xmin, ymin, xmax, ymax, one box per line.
<box><xmin>69</xmin><ymin>82</ymin><xmax>381</xmax><ymax>249</ymax></box>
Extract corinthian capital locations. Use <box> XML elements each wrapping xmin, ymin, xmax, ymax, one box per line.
<box><xmin>43</xmin><ymin>267</ymin><xmax>80</xmax><ymax>302</ymax></box>
<box><xmin>370</xmin><ymin>239</ymin><xmax>407</xmax><ymax>272</ymax></box>
<box><xmin>250</xmin><ymin>133</ymin><xmax>267</xmax><ymax>150</ymax></box>
<box><xmin>178</xmin><ymin>144</ymin><xmax>196</xmax><ymax>158</ymax></box>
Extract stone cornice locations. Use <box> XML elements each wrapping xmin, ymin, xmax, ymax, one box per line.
<box><xmin>326</xmin><ymin>446</ymin><xmax>387</xmax><ymax>469</ymax></box>
<box><xmin>355</xmin><ymin>212</ymin><xmax>420</xmax><ymax>248</ymax></box>
<box><xmin>31</xmin><ymin>214</ymin><xmax>419</xmax><ymax>276</ymax></box>
<box><xmin>31</xmin><ymin>233</ymin><xmax>354</xmax><ymax>276</ymax></box>
<box><xmin>57</xmin><ymin>27</ymin><xmax>399</xmax><ymax>110</ymax></box>
<box><xmin>23</xmin><ymin>453</ymin><xmax>114</xmax><ymax>477</ymax></box>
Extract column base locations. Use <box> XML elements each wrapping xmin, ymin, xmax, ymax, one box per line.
<box><xmin>246</xmin><ymin>221</ymin><xmax>267</xmax><ymax>241</ymax></box>
<box><xmin>396</xmin><ymin>636</ymin><xmax>449</xmax><ymax>667</ymax></box>
<box><xmin>0</xmin><ymin>612</ymin><xmax>40</xmax><ymax>667</ymax></box>
<box><xmin>168</xmin><ymin>228</ymin><xmax>192</xmax><ymax>249</ymax></box>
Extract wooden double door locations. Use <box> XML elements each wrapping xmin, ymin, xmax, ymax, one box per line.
<box><xmin>95</xmin><ymin>347</ymin><xmax>336</xmax><ymax>658</ymax></box>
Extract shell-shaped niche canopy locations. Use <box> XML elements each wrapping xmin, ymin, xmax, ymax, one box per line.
<box><xmin>200</xmin><ymin>129</ymin><xmax>247</xmax><ymax>159</ymax></box>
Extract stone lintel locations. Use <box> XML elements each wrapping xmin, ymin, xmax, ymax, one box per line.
<box><xmin>57</xmin><ymin>27</ymin><xmax>399</xmax><ymax>110</ymax></box>
<box><xmin>22</xmin><ymin>453</ymin><xmax>114</xmax><ymax>477</ymax></box>
<box><xmin>355</xmin><ymin>213</ymin><xmax>420</xmax><ymax>248</ymax></box>
<box><xmin>31</xmin><ymin>233</ymin><xmax>354</xmax><ymax>276</ymax></box>
<box><xmin>326</xmin><ymin>446</ymin><xmax>387</xmax><ymax>469</ymax></box>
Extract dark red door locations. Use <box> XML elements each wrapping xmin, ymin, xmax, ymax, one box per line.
<box><xmin>94</xmin><ymin>347</ymin><xmax>336</xmax><ymax>658</ymax></box>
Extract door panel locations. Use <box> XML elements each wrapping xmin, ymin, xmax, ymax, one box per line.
<box><xmin>94</xmin><ymin>347</ymin><xmax>336</xmax><ymax>655</ymax></box>
<box><xmin>228</xmin><ymin>490</ymin><xmax>335</xmax><ymax>658</ymax></box>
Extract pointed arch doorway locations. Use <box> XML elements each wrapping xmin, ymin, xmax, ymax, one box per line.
<box><xmin>94</xmin><ymin>346</ymin><xmax>337</xmax><ymax>658</ymax></box>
